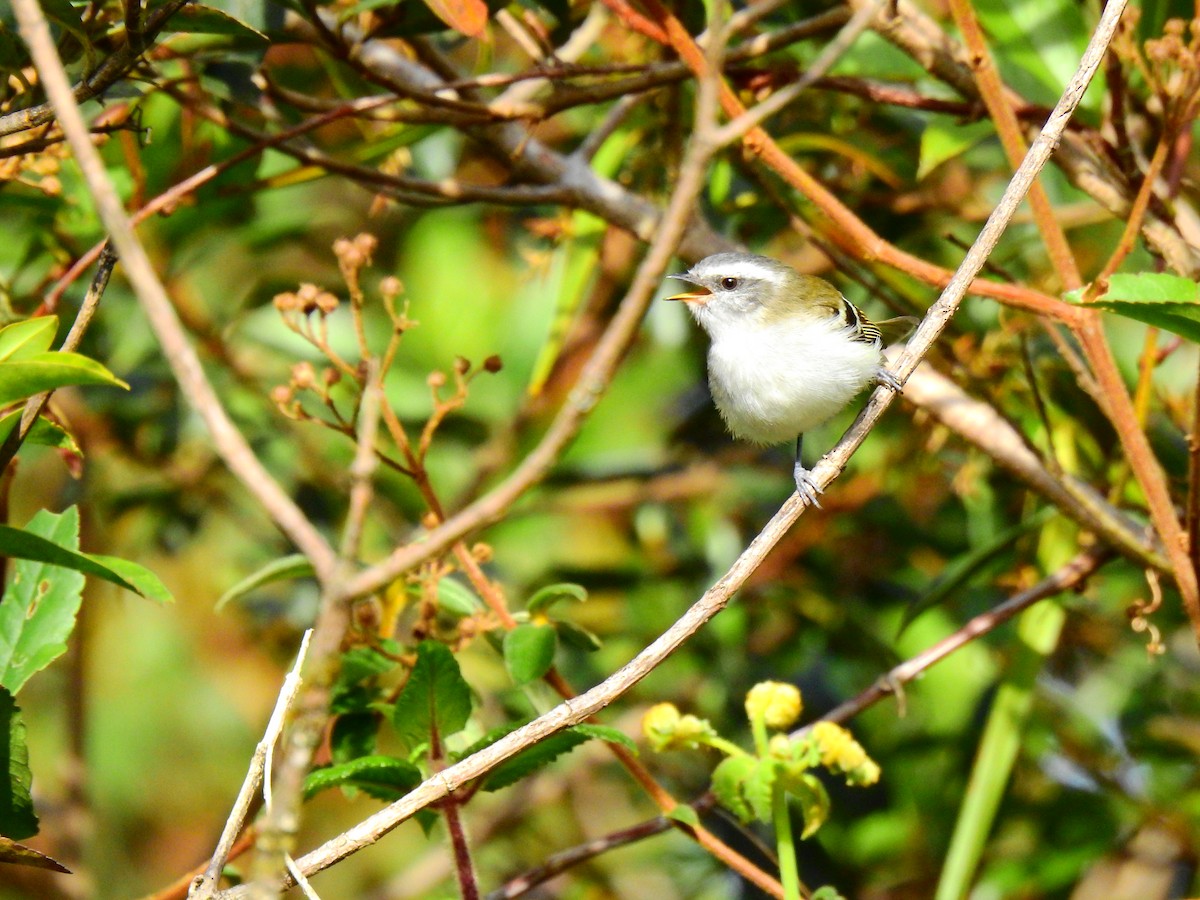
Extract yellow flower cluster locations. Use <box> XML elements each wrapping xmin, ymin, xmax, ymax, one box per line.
<box><xmin>811</xmin><ymin>722</ymin><xmax>880</xmax><ymax>786</ymax></box>
<box><xmin>744</xmin><ymin>681</ymin><xmax>803</xmax><ymax>730</ymax></box>
<box><xmin>642</xmin><ymin>702</ymin><xmax>716</xmax><ymax>751</ymax></box>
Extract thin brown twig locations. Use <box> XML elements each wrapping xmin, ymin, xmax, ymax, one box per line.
<box><xmin>813</xmin><ymin>548</ymin><xmax>1110</xmax><ymax>726</ymax></box>
<box><xmin>856</xmin><ymin>0</ymin><xmax>1198</xmax><ymax>276</ymax></box>
<box><xmin>946</xmin><ymin>0</ymin><xmax>1082</xmax><ymax>290</ymax></box>
<box><xmin>12</xmin><ymin>0</ymin><xmax>338</xmax><ymax>584</ymax></box>
<box><xmin>642</xmin><ymin>0</ymin><xmax>1079</xmax><ymax>324</ymax></box>
<box><xmin>1088</xmin><ymin>133</ymin><xmax>1173</xmax><ymax>292</ymax></box>
<box><xmin>0</xmin><ymin>243</ymin><xmax>118</xmax><ymax>472</ymax></box>
<box><xmin>483</xmin><ymin>798</ymin><xmax>717</xmax><ymax>900</ymax></box>
<box><xmin>43</xmin><ymin>94</ymin><xmax>398</xmax><ymax>309</ymax></box>
<box><xmin>0</xmin><ymin>0</ymin><xmax>194</xmax><ymax>139</ymax></box>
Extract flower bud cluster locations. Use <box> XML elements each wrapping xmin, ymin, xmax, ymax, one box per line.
<box><xmin>745</xmin><ymin>681</ymin><xmax>802</xmax><ymax>730</ymax></box>
<box><xmin>642</xmin><ymin>702</ymin><xmax>718</xmax><ymax>752</ymax></box>
<box><xmin>809</xmin><ymin>722</ymin><xmax>880</xmax><ymax>786</ymax></box>
<box><xmin>273</xmin><ymin>283</ymin><xmax>340</xmax><ymax>316</ymax></box>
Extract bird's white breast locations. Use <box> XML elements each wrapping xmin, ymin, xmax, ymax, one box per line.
<box><xmin>705</xmin><ymin>313</ymin><xmax>881</xmax><ymax>444</ymax></box>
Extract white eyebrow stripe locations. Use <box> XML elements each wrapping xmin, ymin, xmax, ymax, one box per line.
<box><xmin>696</xmin><ymin>259</ymin><xmax>785</xmax><ymax>285</ymax></box>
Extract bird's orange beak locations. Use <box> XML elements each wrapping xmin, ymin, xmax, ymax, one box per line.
<box><xmin>666</xmin><ymin>276</ymin><xmax>710</xmax><ymax>305</ymax></box>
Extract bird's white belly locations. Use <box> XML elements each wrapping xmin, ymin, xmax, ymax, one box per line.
<box><xmin>706</xmin><ymin>317</ymin><xmax>880</xmax><ymax>444</ymax></box>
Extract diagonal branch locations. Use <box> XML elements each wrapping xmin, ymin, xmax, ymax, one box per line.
<box><xmin>12</xmin><ymin>0</ymin><xmax>339</xmax><ymax>583</ymax></box>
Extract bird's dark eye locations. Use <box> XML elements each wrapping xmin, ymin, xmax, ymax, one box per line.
<box><xmin>720</xmin><ymin>277</ymin><xmax>739</xmax><ymax>290</ymax></box>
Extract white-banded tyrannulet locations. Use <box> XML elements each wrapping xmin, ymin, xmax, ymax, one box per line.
<box><xmin>667</xmin><ymin>252</ymin><xmax>905</xmax><ymax>506</ymax></box>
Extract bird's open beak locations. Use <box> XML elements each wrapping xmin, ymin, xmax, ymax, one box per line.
<box><xmin>666</xmin><ymin>275</ymin><xmax>711</xmax><ymax>305</ymax></box>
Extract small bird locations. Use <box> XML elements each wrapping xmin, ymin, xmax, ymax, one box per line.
<box><xmin>667</xmin><ymin>252</ymin><xmax>904</xmax><ymax>506</ymax></box>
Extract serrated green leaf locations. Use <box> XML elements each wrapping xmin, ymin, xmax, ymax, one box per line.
<box><xmin>0</xmin><ymin>687</ymin><xmax>36</xmax><ymax>840</ymax></box>
<box><xmin>0</xmin><ymin>353</ymin><xmax>127</xmax><ymax>406</ymax></box>
<box><xmin>712</xmin><ymin>755</ymin><xmax>758</xmax><ymax>823</ymax></box>
<box><xmin>452</xmin><ymin>720</ymin><xmax>523</xmax><ymax>762</ymax></box>
<box><xmin>666</xmin><ymin>804</ymin><xmax>700</xmax><ymax>827</ymax></box>
<box><xmin>392</xmin><ymin>641</ymin><xmax>472</xmax><ymax>749</ymax></box>
<box><xmin>0</xmin><ymin>510</ymin><xmax>86</xmax><ymax>694</ymax></box>
<box><xmin>303</xmin><ymin>755</ymin><xmax>422</xmax><ymax>801</ymax></box>
<box><xmin>1083</xmin><ymin>301</ymin><xmax>1200</xmax><ymax>343</ymax></box>
<box><xmin>554</xmin><ymin>619</ymin><xmax>602</xmax><ymax>652</ymax></box>
<box><xmin>0</xmin><ymin>836</ymin><xmax>70</xmax><ymax>873</ymax></box>
<box><xmin>216</xmin><ymin>554</ymin><xmax>314</xmax><ymax>610</ymax></box>
<box><xmin>526</xmin><ymin>582</ymin><xmax>587</xmax><ymax>616</ymax></box>
<box><xmin>791</xmin><ymin>773</ymin><xmax>832</xmax><ymax>839</ymax></box>
<box><xmin>503</xmin><ymin>623</ymin><xmax>557</xmax><ymax>685</ymax></box>
<box><xmin>1103</xmin><ymin>272</ymin><xmax>1200</xmax><ymax>302</ymax></box>
<box><xmin>745</xmin><ymin>759</ymin><xmax>778</xmax><ymax>823</ymax></box>
<box><xmin>573</xmin><ymin>723</ymin><xmax>636</xmax><ymax>751</ymax></box>
<box><xmin>436</xmin><ymin>577</ymin><xmax>480</xmax><ymax>617</ymax></box>
<box><xmin>1065</xmin><ymin>273</ymin><xmax>1200</xmax><ymax>342</ymax></box>
<box><xmin>331</xmin><ymin>711</ymin><xmax>380</xmax><ymax>764</ymax></box>
<box><xmin>0</xmin><ymin>318</ymin><xmax>57</xmax><ymax>363</ymax></box>
<box><xmin>481</xmin><ymin>724</ymin><xmax>627</xmax><ymax>792</ymax></box>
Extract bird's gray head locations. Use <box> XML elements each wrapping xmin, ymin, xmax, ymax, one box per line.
<box><xmin>666</xmin><ymin>252</ymin><xmax>841</xmax><ymax>334</ymax></box>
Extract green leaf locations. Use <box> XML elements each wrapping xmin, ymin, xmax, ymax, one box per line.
<box><xmin>573</xmin><ymin>723</ymin><xmax>636</xmax><ymax>751</ymax></box>
<box><xmin>0</xmin><ymin>523</ymin><xmax>140</xmax><ymax>596</ymax></box>
<box><xmin>216</xmin><ymin>554</ymin><xmax>315</xmax><ymax>610</ymax></box>
<box><xmin>0</xmin><ymin>836</ymin><xmax>70</xmax><ymax>873</ymax></box>
<box><xmin>1065</xmin><ymin>273</ymin><xmax>1200</xmax><ymax>343</ymax></box>
<box><xmin>452</xmin><ymin>720</ymin><xmax>523</xmax><ymax>761</ymax></box>
<box><xmin>87</xmin><ymin>555</ymin><xmax>173</xmax><ymax>605</ymax></box>
<box><xmin>526</xmin><ymin>582</ymin><xmax>587</xmax><ymax>616</ymax></box>
<box><xmin>712</xmin><ymin>755</ymin><xmax>758</xmax><ymax>823</ymax></box>
<box><xmin>0</xmin><ymin>688</ymin><xmax>36</xmax><ymax>840</ymax></box>
<box><xmin>744</xmin><ymin>759</ymin><xmax>778</xmax><ymax>823</ymax></box>
<box><xmin>665</xmin><ymin>804</ymin><xmax>700</xmax><ymax>827</ymax></box>
<box><xmin>503</xmin><ymin>623</ymin><xmax>557</xmax><ymax>685</ymax></box>
<box><xmin>554</xmin><ymin>619</ymin><xmax>603</xmax><ymax>652</ymax></box>
<box><xmin>436</xmin><ymin>577</ymin><xmax>480</xmax><ymax>617</ymax></box>
<box><xmin>0</xmin><ymin>352</ymin><xmax>127</xmax><ymax>406</ymax></box>
<box><xmin>0</xmin><ymin>318</ymin><xmax>57</xmax><ymax>363</ymax></box>
<box><xmin>170</xmin><ymin>4</ymin><xmax>268</xmax><ymax>40</ymax></box>
<box><xmin>331</xmin><ymin>711</ymin><xmax>380</xmax><ymax>764</ymax></box>
<box><xmin>303</xmin><ymin>755</ymin><xmax>422</xmax><ymax>802</ymax></box>
<box><xmin>482</xmin><ymin>724</ymin><xmax>631</xmax><ymax>792</ymax></box>
<box><xmin>791</xmin><ymin>773</ymin><xmax>832</xmax><ymax>839</ymax></box>
<box><xmin>0</xmin><ymin>510</ymin><xmax>86</xmax><ymax>694</ymax></box>
<box><xmin>974</xmin><ymin>0</ymin><xmax>1096</xmax><ymax>111</ymax></box>
<box><xmin>338</xmin><ymin>645</ymin><xmax>398</xmax><ymax>687</ymax></box>
<box><xmin>917</xmin><ymin>119</ymin><xmax>993</xmax><ymax>180</ymax></box>
<box><xmin>392</xmin><ymin>641</ymin><xmax>472</xmax><ymax>749</ymax></box>
<box><xmin>0</xmin><ymin>411</ymin><xmax>79</xmax><ymax>454</ymax></box>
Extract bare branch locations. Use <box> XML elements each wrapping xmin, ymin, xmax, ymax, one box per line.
<box><xmin>11</xmin><ymin>0</ymin><xmax>339</xmax><ymax>584</ymax></box>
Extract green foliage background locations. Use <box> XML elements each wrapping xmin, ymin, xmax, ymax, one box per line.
<box><xmin>3</xmin><ymin>0</ymin><xmax>1200</xmax><ymax>897</ymax></box>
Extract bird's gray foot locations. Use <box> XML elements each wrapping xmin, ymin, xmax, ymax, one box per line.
<box><xmin>875</xmin><ymin>365</ymin><xmax>903</xmax><ymax>392</ymax></box>
<box><xmin>793</xmin><ymin>461</ymin><xmax>824</xmax><ymax>508</ymax></box>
